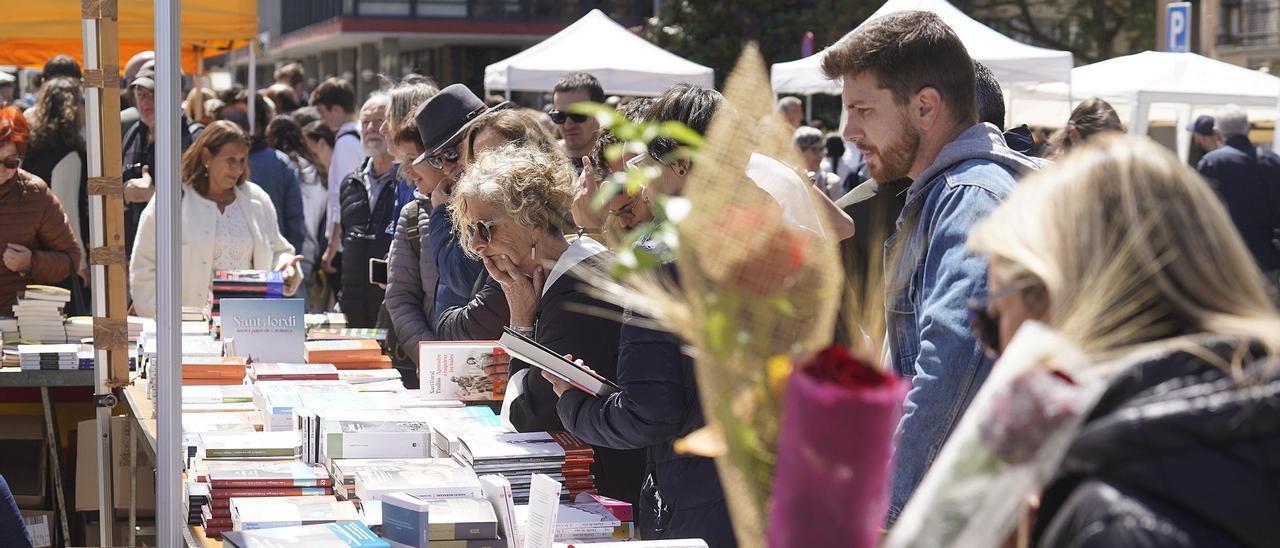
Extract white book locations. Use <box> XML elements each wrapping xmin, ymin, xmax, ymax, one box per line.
<box><xmin>480</xmin><ymin>474</ymin><xmax>519</xmax><ymax>548</ymax></box>
<box><xmin>497</xmin><ymin>329</ymin><xmax>618</xmax><ymax>397</ymax></box>
<box><xmin>352</xmin><ymin>460</ymin><xmax>483</xmax><ymax>501</ymax></box>
<box><xmin>230</xmin><ymin>496</ymin><xmax>360</xmax><ymax>530</ymax></box>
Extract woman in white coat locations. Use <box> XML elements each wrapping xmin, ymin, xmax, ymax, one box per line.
<box><xmin>130</xmin><ymin>120</ymin><xmax>302</xmax><ymax>318</ymax></box>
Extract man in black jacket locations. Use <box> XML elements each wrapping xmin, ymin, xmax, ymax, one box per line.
<box><xmin>337</xmin><ymin>93</ymin><xmax>400</xmax><ymax>327</ymax></box>
<box><xmin>120</xmin><ymin>60</ymin><xmax>194</xmax><ymax>260</ymax></box>
<box><xmin>1195</xmin><ymin>105</ymin><xmax>1280</xmax><ymax>287</ymax></box>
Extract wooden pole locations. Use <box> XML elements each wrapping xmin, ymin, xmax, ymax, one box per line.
<box><xmin>81</xmin><ymin>0</ymin><xmax>130</xmax><ymax>544</ymax></box>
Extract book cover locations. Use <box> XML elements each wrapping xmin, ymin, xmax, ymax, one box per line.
<box><xmin>221</xmin><ymin>299</ymin><xmax>306</xmax><ymax>364</ymax></box>
<box><xmin>329</xmin><ymin>457</ymin><xmax>444</xmax><ymax>483</ymax></box>
<box><xmin>331</xmin><ymin>356</ymin><xmax>394</xmax><ymax>370</ymax></box>
<box><xmin>207</xmin><ymin>461</ymin><xmax>333</xmax><ymax>488</ymax></box>
<box><xmin>322</xmin><ymin>425</ymin><xmax>432</xmax><ymax>461</ymax></box>
<box><xmin>211</xmin><ymin>487</ymin><xmax>333</xmax><ymax>499</ymax></box>
<box><xmin>220</xmin><ymin>520</ymin><xmax>389</xmax><ymax>548</ymax></box>
<box><xmin>252</xmin><ymin>363</ymin><xmax>341</xmax><ymax>381</ymax></box>
<box><xmin>498</xmin><ymin>329</ymin><xmax>618</xmax><ymax>397</ymax></box>
<box><xmin>230</xmin><ymin>496</ymin><xmax>360</xmax><ymax>530</ymax></box>
<box><xmin>418</xmin><ymin>342</ymin><xmax>505</xmax><ymax>402</ymax></box>
<box><xmin>480</xmin><ymin>475</ymin><xmax>519</xmax><ymax>548</ymax></box>
<box><xmin>201</xmin><ymin>431</ymin><xmax>301</xmax><ymax>459</ymax></box>
<box><xmin>305</xmin><ymin>340</ymin><xmax>383</xmax><ymax>363</ymax></box>
<box><xmin>458</xmin><ymin>432</ymin><xmax>566</xmax><ymax>465</ymax></box>
<box><xmin>352</xmin><ymin>462</ymin><xmax>483</xmax><ymax>501</ymax></box>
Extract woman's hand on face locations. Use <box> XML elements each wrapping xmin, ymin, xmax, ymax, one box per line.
<box><xmin>483</xmin><ymin>253</ymin><xmax>544</xmax><ymax>326</ymax></box>
<box><xmin>430</xmin><ymin>177</ymin><xmax>451</xmax><ymax>209</ymax></box>
<box><xmin>571</xmin><ymin>157</ymin><xmax>606</xmax><ymax>231</ymax></box>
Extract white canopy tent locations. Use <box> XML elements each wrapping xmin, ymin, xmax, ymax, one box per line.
<box><xmin>1018</xmin><ymin>51</ymin><xmax>1280</xmax><ymax>160</ymax></box>
<box><xmin>770</xmin><ymin>0</ymin><xmax>1074</xmax><ymax>123</ymax></box>
<box><xmin>484</xmin><ymin>9</ymin><xmax>714</xmax><ymax>97</ymax></box>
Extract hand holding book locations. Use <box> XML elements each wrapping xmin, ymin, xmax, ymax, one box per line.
<box><xmin>542</xmin><ymin>354</ymin><xmax>590</xmax><ymax>397</ymax></box>
<box><xmin>274</xmin><ymin>254</ymin><xmax>305</xmax><ymax>296</ymax></box>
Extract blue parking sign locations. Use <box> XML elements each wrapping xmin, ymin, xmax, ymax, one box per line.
<box><xmin>1167</xmin><ymin>2</ymin><xmax>1191</xmax><ymax>53</ymax></box>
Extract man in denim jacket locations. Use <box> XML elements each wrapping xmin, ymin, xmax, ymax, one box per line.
<box><xmin>821</xmin><ymin>11</ymin><xmax>1045</xmax><ymax>520</ymax></box>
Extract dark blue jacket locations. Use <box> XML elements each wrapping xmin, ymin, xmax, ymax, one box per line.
<box><xmin>1196</xmin><ymin>135</ymin><xmax>1280</xmax><ymax>271</ymax></box>
<box><xmin>427</xmin><ymin>202</ymin><xmax>484</xmax><ymax>313</ymax></box>
<box><xmin>557</xmin><ymin>313</ymin><xmax>736</xmax><ymax>548</ymax></box>
<box><xmin>0</xmin><ymin>474</ymin><xmax>32</xmax><ymax>548</ymax></box>
<box><xmin>248</xmin><ymin>139</ymin><xmax>307</xmax><ymax>256</ymax></box>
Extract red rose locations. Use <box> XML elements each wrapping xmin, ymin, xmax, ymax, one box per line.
<box><xmin>801</xmin><ymin>345</ymin><xmax>892</xmax><ymax>388</ymax></box>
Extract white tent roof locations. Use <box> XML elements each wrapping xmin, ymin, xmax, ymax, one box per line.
<box><xmin>1026</xmin><ymin>51</ymin><xmax>1280</xmax><ymax>108</ymax></box>
<box><xmin>770</xmin><ymin>0</ymin><xmax>1073</xmax><ymax>95</ymax></box>
<box><xmin>484</xmin><ymin>9</ymin><xmax>714</xmax><ymax>97</ymax></box>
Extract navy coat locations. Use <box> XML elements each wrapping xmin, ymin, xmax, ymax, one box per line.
<box><xmin>1196</xmin><ymin>135</ymin><xmax>1280</xmax><ymax>271</ymax></box>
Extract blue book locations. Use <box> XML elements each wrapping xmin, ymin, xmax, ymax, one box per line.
<box><xmin>220</xmin><ymin>298</ymin><xmax>305</xmax><ymax>364</ymax></box>
<box><xmin>221</xmin><ymin>521</ymin><xmax>389</xmax><ymax>547</ymax></box>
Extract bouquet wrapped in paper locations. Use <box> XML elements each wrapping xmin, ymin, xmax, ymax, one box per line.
<box><xmin>884</xmin><ymin>322</ymin><xmax>1121</xmax><ymax>548</ymax></box>
<box><xmin>767</xmin><ymin>346</ymin><xmax>905</xmax><ymax>548</ymax></box>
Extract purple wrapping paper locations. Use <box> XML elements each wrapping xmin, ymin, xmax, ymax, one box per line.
<box><xmin>767</xmin><ymin>367</ymin><xmax>906</xmax><ymax>548</ymax></box>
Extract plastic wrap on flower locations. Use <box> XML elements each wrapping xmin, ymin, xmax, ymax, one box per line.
<box><xmin>884</xmin><ymin>322</ymin><xmax>1114</xmax><ymax>548</ymax></box>
<box><xmin>767</xmin><ymin>346</ymin><xmax>905</xmax><ymax>548</ymax></box>
<box><xmin>695</xmin><ymin>202</ymin><xmax>811</xmax><ymax>298</ymax></box>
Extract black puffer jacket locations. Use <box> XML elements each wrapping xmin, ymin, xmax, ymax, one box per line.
<box><xmin>1034</xmin><ymin>342</ymin><xmax>1280</xmax><ymax>548</ymax></box>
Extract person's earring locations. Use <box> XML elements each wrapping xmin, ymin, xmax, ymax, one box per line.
<box><xmin>530</xmin><ymin>240</ymin><xmax>537</xmax><ymax>261</ymax></box>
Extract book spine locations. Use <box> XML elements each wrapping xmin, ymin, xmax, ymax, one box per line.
<box><xmin>208</xmin><ymin>478</ymin><xmax>334</xmax><ymax>488</ymax></box>
<box><xmin>204</xmin><ymin>448</ymin><xmax>297</xmax><ymax>459</ymax></box>
<box><xmin>210</xmin><ymin>487</ymin><xmax>333</xmax><ymax>498</ymax></box>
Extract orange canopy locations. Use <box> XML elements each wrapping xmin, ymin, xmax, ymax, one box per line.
<box><xmin>0</xmin><ymin>1</ymin><xmax>257</xmax><ymax>73</ymax></box>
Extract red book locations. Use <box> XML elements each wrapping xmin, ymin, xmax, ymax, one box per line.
<box><xmin>550</xmin><ymin>431</ymin><xmax>594</xmax><ymax>458</ymax></box>
<box><xmin>207</xmin><ymin>506</ymin><xmax>231</xmax><ymax>518</ymax></box>
<box><xmin>330</xmin><ymin>356</ymin><xmax>393</xmax><ymax>370</ymax></box>
<box><xmin>210</xmin><ymin>487</ymin><xmax>333</xmax><ymax>498</ymax></box>
<box><xmin>203</xmin><ymin>517</ymin><xmax>233</xmax><ymax>528</ymax></box>
<box><xmin>210</xmin><ymin>498</ymin><xmax>230</xmax><ymax>509</ymax></box>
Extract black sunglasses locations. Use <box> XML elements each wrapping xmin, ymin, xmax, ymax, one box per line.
<box><xmin>966</xmin><ymin>281</ymin><xmax>1037</xmax><ymax>358</ymax></box>
<box><xmin>1</xmin><ymin>156</ymin><xmax>20</xmax><ymax>169</ymax></box>
<box><xmin>467</xmin><ymin>219</ymin><xmax>497</xmax><ymax>244</ymax></box>
<box><xmin>426</xmin><ymin>145</ymin><xmax>460</xmax><ymax>170</ymax></box>
<box><xmin>548</xmin><ymin>110</ymin><xmax>589</xmax><ymax>125</ymax></box>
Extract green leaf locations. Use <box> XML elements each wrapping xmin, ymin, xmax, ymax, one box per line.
<box><xmin>604</xmin><ymin>143</ymin><xmax>625</xmax><ymax>163</ymax></box>
<box><xmin>591</xmin><ymin>179</ymin><xmax>624</xmax><ymax>211</ymax></box>
<box><xmin>771</xmin><ymin>298</ymin><xmax>796</xmax><ymax>316</ymax></box>
<box><xmin>705</xmin><ymin>310</ymin><xmax>729</xmax><ymax>356</ymax></box>
<box><xmin>660</xmin><ymin>121</ymin><xmax>705</xmax><ymax>148</ymax></box>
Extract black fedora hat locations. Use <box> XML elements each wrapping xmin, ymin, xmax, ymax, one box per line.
<box><xmin>413</xmin><ymin>83</ymin><xmax>511</xmax><ymax>166</ymax></box>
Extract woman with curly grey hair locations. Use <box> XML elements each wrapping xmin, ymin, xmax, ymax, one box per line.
<box><xmin>450</xmin><ymin>142</ymin><xmax>646</xmax><ymax>506</ymax></box>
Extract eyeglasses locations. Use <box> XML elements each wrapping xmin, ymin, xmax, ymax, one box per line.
<box><xmin>426</xmin><ymin>145</ymin><xmax>460</xmax><ymax>170</ymax></box>
<box><xmin>624</xmin><ymin>151</ymin><xmax>670</xmax><ymax>171</ymax></box>
<box><xmin>466</xmin><ymin>219</ymin><xmax>498</xmax><ymax>245</ymax></box>
<box><xmin>0</xmin><ymin>156</ymin><xmax>21</xmax><ymax>169</ymax></box>
<box><xmin>548</xmin><ymin>110</ymin><xmax>589</xmax><ymax>125</ymax></box>
<box><xmin>966</xmin><ymin>280</ymin><xmax>1039</xmax><ymax>358</ymax></box>
<box><xmin>608</xmin><ymin>198</ymin><xmax>635</xmax><ymax>217</ymax></box>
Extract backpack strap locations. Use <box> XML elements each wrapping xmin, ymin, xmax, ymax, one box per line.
<box><xmin>403</xmin><ymin>201</ymin><xmax>424</xmax><ymax>254</ymax></box>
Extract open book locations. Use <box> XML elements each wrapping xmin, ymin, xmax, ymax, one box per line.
<box><xmin>498</xmin><ymin>328</ymin><xmax>619</xmax><ymax>397</ymax></box>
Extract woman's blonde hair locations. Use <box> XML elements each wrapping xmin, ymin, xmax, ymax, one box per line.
<box><xmin>969</xmin><ymin>134</ymin><xmax>1280</xmax><ymax>365</ymax></box>
<box><xmin>461</xmin><ymin>109</ymin><xmax>562</xmax><ymax>165</ymax></box>
<box><xmin>450</xmin><ymin>143</ymin><xmax>574</xmax><ymax>258</ymax></box>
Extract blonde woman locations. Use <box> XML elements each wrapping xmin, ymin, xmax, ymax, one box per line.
<box><xmin>131</xmin><ymin>121</ymin><xmax>302</xmax><ymax>318</ymax></box>
<box><xmin>966</xmin><ymin>134</ymin><xmax>1280</xmax><ymax>547</ymax></box>
<box><xmin>450</xmin><ymin>143</ymin><xmax>646</xmax><ymax>506</ymax></box>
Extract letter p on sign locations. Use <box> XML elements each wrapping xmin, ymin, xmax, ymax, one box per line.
<box><xmin>1167</xmin><ymin>2</ymin><xmax>1191</xmax><ymax>53</ymax></box>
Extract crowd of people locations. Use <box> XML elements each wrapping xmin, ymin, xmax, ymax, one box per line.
<box><xmin>1</xmin><ymin>9</ymin><xmax>1279</xmax><ymax>547</ymax></box>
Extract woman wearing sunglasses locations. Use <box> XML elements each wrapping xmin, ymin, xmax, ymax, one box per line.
<box><xmin>0</xmin><ymin>106</ymin><xmax>82</xmax><ymax>317</ymax></box>
<box><xmin>450</xmin><ymin>142</ymin><xmax>646</xmax><ymax>506</ymax></box>
<box><xmin>965</xmin><ymin>134</ymin><xmax>1280</xmax><ymax>548</ymax></box>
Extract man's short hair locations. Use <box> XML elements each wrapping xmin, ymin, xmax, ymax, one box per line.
<box><xmin>1216</xmin><ymin>104</ymin><xmax>1249</xmax><ymax>139</ymax></box>
<box><xmin>778</xmin><ymin>96</ymin><xmax>802</xmax><ymax>111</ymax></box>
<box><xmin>553</xmin><ymin>72</ymin><xmax>605</xmax><ymax>104</ymax></box>
<box><xmin>793</xmin><ymin>126</ymin><xmax>824</xmax><ymax>150</ymax></box>
<box><xmin>275</xmin><ymin>63</ymin><xmax>306</xmax><ymax>87</ymax></box>
<box><xmin>643</xmin><ymin>83</ymin><xmax>723</xmax><ymax>161</ymax></box>
<box><xmin>820</xmin><ymin>11</ymin><xmax>977</xmax><ymax>125</ymax></box>
<box><xmin>973</xmin><ymin>61</ymin><xmax>1005</xmax><ymax>131</ymax></box>
<box><xmin>309</xmin><ymin>77</ymin><xmax>356</xmax><ymax>113</ymax></box>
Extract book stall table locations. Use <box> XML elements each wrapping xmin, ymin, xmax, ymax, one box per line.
<box><xmin>123</xmin><ymin>379</ymin><xmax>219</xmax><ymax>547</ymax></box>
<box><xmin>0</xmin><ymin>368</ymin><xmax>97</xmax><ymax>545</ymax></box>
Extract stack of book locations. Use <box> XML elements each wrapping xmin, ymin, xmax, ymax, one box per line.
<box><xmin>17</xmin><ymin>344</ymin><xmax>79</xmax><ymax>370</ymax></box>
<box><xmin>305</xmin><ymin>340</ymin><xmax>391</xmax><ymax>370</ymax></box>
<box><xmin>184</xmin><ymin>385</ymin><xmax>255</xmax><ymax>407</ymax></box>
<box><xmin>185</xmin><ymin>481</ymin><xmax>211</xmax><ymax>526</ymax></box>
<box><xmin>199</xmin><ymin>460</ymin><xmax>336</xmax><ymax>538</ymax></box>
<box><xmin>513</xmin><ymin>499</ymin><xmax>631</xmax><ymax>543</ymax></box>
<box><xmin>64</xmin><ymin>316</ymin><xmax>93</xmax><ymax>342</ymax></box>
<box><xmin>457</xmin><ymin>431</ymin><xmax>596</xmax><ymax>504</ymax></box>
<box><xmin>419</xmin><ymin>406</ymin><xmax>506</xmax><ymax>457</ymax></box>
<box><xmin>252</xmin><ymin>382</ymin><xmax>358</xmax><ymax>431</ymax></box>
<box><xmin>307</xmin><ymin>327</ymin><xmax>387</xmax><ymax>342</ymax></box>
<box><xmin>220</xmin><ymin>521</ymin><xmax>387</xmax><ymax>548</ymax></box>
<box><xmin>0</xmin><ymin>316</ymin><xmax>18</xmax><ymax>343</ymax></box>
<box><xmin>381</xmin><ymin>492</ymin><xmax>503</xmax><ymax>548</ymax></box>
<box><xmin>183</xmin><ymin>356</ymin><xmax>247</xmax><ymax>386</ymax></box>
<box><xmin>418</xmin><ymin>342</ymin><xmax>507</xmax><ymax>402</ymax></box>
<box><xmin>351</xmin><ymin>458</ymin><xmax>483</xmax><ymax>503</ymax></box>
<box><xmin>211</xmin><ymin>270</ymin><xmax>285</xmax><ymax>318</ymax></box>
<box><xmin>304</xmin><ymin>312</ymin><xmax>348</xmax><ymax>330</ymax></box>
<box><xmin>326</xmin><ymin>458</ymin><xmax>436</xmax><ymax>501</ymax></box>
<box><xmin>183</xmin><ymin>411</ymin><xmax>262</xmax><ymax>435</ymax></box>
<box><xmin>310</xmin><ymin>409</ymin><xmax>435</xmax><ymax>466</ymax></box>
<box><xmin>13</xmin><ymin>285</ymin><xmax>70</xmax><ymax>343</ymax></box>
<box><xmin>249</xmin><ymin>363</ymin><xmax>341</xmax><ymax>382</ymax></box>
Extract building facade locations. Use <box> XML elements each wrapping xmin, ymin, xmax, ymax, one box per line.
<box><xmin>250</xmin><ymin>0</ymin><xmax>653</xmax><ymax>100</ymax></box>
<box><xmin>1157</xmin><ymin>0</ymin><xmax>1280</xmax><ymax>72</ymax></box>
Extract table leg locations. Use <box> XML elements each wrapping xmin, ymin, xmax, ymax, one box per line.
<box><xmin>129</xmin><ymin>418</ymin><xmax>137</xmax><ymax>547</ymax></box>
<box><xmin>40</xmin><ymin>386</ymin><xmax>71</xmax><ymax>546</ymax></box>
